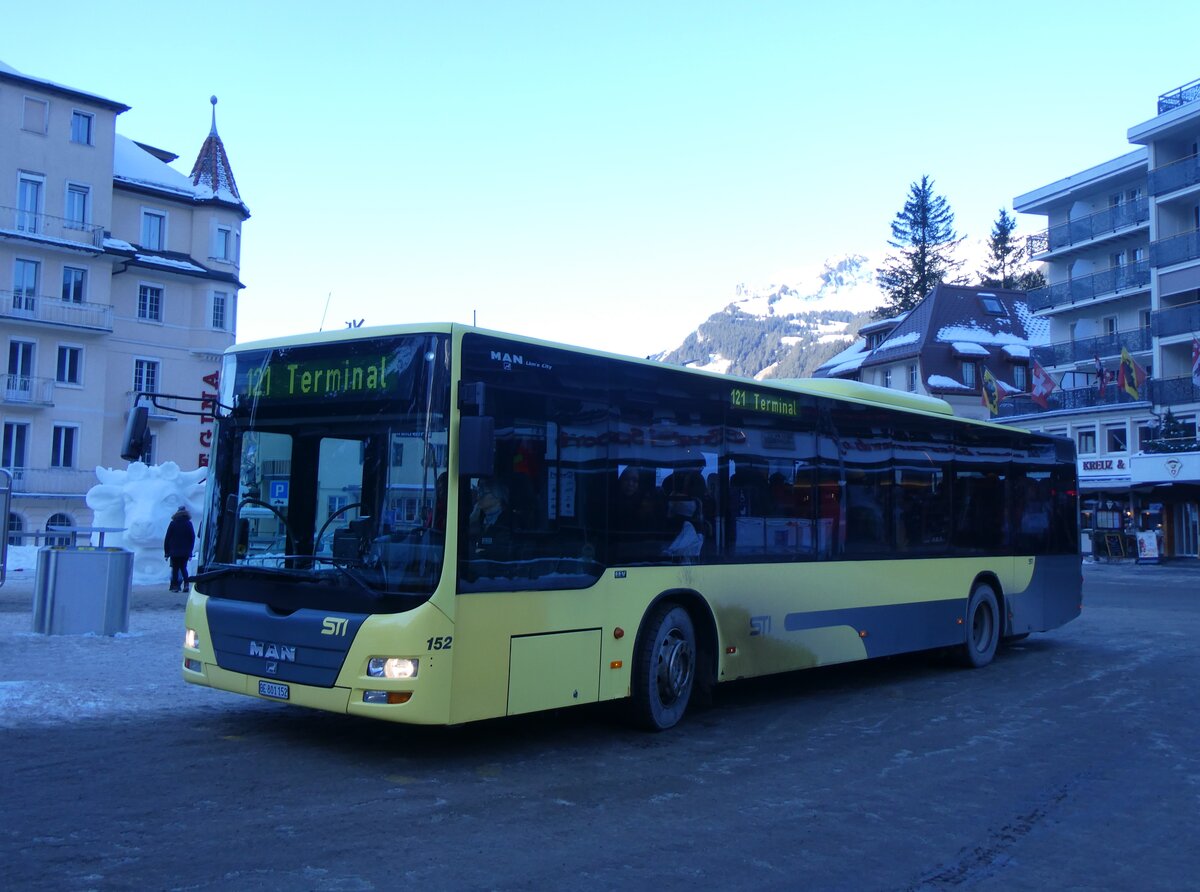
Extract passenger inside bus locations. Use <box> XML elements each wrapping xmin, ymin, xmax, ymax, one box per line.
<box><xmin>468</xmin><ymin>478</ymin><xmax>514</xmax><ymax>560</ymax></box>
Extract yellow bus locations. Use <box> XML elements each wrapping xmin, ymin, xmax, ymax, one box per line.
<box><xmin>174</xmin><ymin>324</ymin><xmax>1080</xmax><ymax>730</ymax></box>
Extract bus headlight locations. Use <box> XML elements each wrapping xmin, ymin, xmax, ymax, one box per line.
<box><xmin>184</xmin><ymin>628</ymin><xmax>201</xmax><ymax>649</ymax></box>
<box><xmin>367</xmin><ymin>657</ymin><xmax>418</xmax><ymax>679</ymax></box>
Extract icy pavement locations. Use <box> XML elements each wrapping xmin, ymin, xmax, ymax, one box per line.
<box><xmin>0</xmin><ymin>545</ymin><xmax>245</xmax><ymax>728</ymax></box>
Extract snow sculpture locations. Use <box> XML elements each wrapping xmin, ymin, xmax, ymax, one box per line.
<box><xmin>86</xmin><ymin>462</ymin><xmax>207</xmax><ymax>584</ymax></box>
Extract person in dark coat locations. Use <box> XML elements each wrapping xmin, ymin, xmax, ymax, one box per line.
<box><xmin>163</xmin><ymin>506</ymin><xmax>196</xmax><ymax>592</ymax></box>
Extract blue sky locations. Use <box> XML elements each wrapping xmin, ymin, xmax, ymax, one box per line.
<box><xmin>7</xmin><ymin>1</ymin><xmax>1198</xmax><ymax>358</ymax></box>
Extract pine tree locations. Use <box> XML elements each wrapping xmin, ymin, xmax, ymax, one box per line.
<box><xmin>875</xmin><ymin>176</ymin><xmax>964</xmax><ymax>317</ymax></box>
<box><xmin>981</xmin><ymin>208</ymin><xmax>1020</xmax><ymax>288</ymax></box>
<box><xmin>980</xmin><ymin>207</ymin><xmax>1047</xmax><ymax>291</ymax></box>
<box><xmin>1145</xmin><ymin>409</ymin><xmax>1198</xmax><ymax>454</ymax></box>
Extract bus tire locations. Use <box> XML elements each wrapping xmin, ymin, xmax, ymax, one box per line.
<box><xmin>631</xmin><ymin>603</ymin><xmax>696</xmax><ymax>731</ymax></box>
<box><xmin>960</xmin><ymin>582</ymin><xmax>1000</xmax><ymax>668</ymax></box>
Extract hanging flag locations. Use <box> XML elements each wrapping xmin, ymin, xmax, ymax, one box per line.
<box><xmin>981</xmin><ymin>366</ymin><xmax>1001</xmax><ymax>416</ymax></box>
<box><xmin>1030</xmin><ymin>359</ymin><xmax>1057</xmax><ymax>409</ymax></box>
<box><xmin>1192</xmin><ymin>337</ymin><xmax>1200</xmax><ymax>389</ymax></box>
<box><xmin>1094</xmin><ymin>354</ymin><xmax>1108</xmax><ymax>395</ymax></box>
<box><xmin>1118</xmin><ymin>347</ymin><xmax>1147</xmax><ymax>400</ymax></box>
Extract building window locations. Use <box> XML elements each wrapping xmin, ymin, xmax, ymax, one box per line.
<box><xmin>212</xmin><ymin>225</ymin><xmax>231</xmax><ymax>261</ymax></box>
<box><xmin>1012</xmin><ymin>365</ymin><xmax>1028</xmax><ymax>391</ymax></box>
<box><xmin>961</xmin><ymin>361</ymin><xmax>977</xmax><ymax>389</ymax></box>
<box><xmin>883</xmin><ymin>368</ymin><xmax>892</xmax><ymax>388</ymax></box>
<box><xmin>1106</xmin><ymin>425</ymin><xmax>1128</xmax><ymax>453</ymax></box>
<box><xmin>56</xmin><ymin>346</ymin><xmax>82</xmax><ymax>385</ymax></box>
<box><xmin>2</xmin><ymin>422</ymin><xmax>29</xmax><ymax>468</ymax></box>
<box><xmin>65</xmin><ymin>183</ymin><xmax>89</xmax><ymax>227</ymax></box>
<box><xmin>16</xmin><ymin>174</ymin><xmax>43</xmax><ymax>233</ymax></box>
<box><xmin>7</xmin><ymin>341</ymin><xmax>35</xmax><ymax>400</ymax></box>
<box><xmin>13</xmin><ymin>258</ymin><xmax>39</xmax><ymax>312</ymax></box>
<box><xmin>51</xmin><ymin>426</ymin><xmax>78</xmax><ymax>468</ymax></box>
<box><xmin>980</xmin><ymin>296</ymin><xmax>1006</xmax><ymax>316</ymax></box>
<box><xmin>133</xmin><ymin>359</ymin><xmax>159</xmax><ymax>394</ymax></box>
<box><xmin>22</xmin><ymin>97</ymin><xmax>48</xmax><ymax>134</ymax></box>
<box><xmin>62</xmin><ymin>266</ymin><xmax>87</xmax><ymax>303</ymax></box>
<box><xmin>1077</xmin><ymin>428</ymin><xmax>1097</xmax><ymax>455</ymax></box>
<box><xmin>70</xmin><ymin>110</ymin><xmax>94</xmax><ymax>145</ymax></box>
<box><xmin>45</xmin><ymin>512</ymin><xmax>74</xmax><ymax>547</ymax></box>
<box><xmin>211</xmin><ymin>290</ymin><xmax>229</xmax><ymax>330</ymax></box>
<box><xmin>7</xmin><ymin>512</ymin><xmax>24</xmax><ymax>547</ymax></box>
<box><xmin>907</xmin><ymin>364</ymin><xmax>917</xmax><ymax>392</ymax></box>
<box><xmin>1137</xmin><ymin>422</ymin><xmax>1155</xmax><ymax>452</ymax></box>
<box><xmin>138</xmin><ymin>284</ymin><xmax>163</xmax><ymax>322</ymax></box>
<box><xmin>1102</xmin><ymin>316</ymin><xmax>1117</xmax><ymax>338</ymax></box>
<box><xmin>140</xmin><ymin>210</ymin><xmax>166</xmax><ymax>251</ymax></box>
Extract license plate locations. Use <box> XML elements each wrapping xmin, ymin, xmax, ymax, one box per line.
<box><xmin>258</xmin><ymin>680</ymin><xmax>289</xmax><ymax>700</ymax></box>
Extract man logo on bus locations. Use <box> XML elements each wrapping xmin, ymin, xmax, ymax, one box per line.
<box><xmin>491</xmin><ymin>351</ymin><xmax>523</xmax><ymax>370</ymax></box>
<box><xmin>249</xmin><ymin>640</ymin><xmax>296</xmax><ymax>662</ymax></box>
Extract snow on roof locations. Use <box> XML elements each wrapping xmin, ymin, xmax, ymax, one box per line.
<box><xmin>0</xmin><ymin>59</ymin><xmax>129</xmax><ymax>111</ymax></box>
<box><xmin>879</xmin><ymin>331</ymin><xmax>920</xmax><ymax>349</ymax></box>
<box><xmin>927</xmin><ymin>374</ymin><xmax>971</xmax><ymax>390</ymax></box>
<box><xmin>951</xmin><ymin>341</ymin><xmax>990</xmax><ymax>356</ymax></box>
<box><xmin>830</xmin><ymin>353</ymin><xmax>867</xmax><ymax>375</ymax></box>
<box><xmin>1003</xmin><ymin>344</ymin><xmax>1031</xmax><ymax>359</ymax></box>
<box><xmin>936</xmin><ymin>324</ymin><xmax>1036</xmax><ymax>348</ymax></box>
<box><xmin>134</xmin><ymin>253</ymin><xmax>206</xmax><ymax>273</ymax></box>
<box><xmin>114</xmin><ymin>134</ymin><xmax>198</xmax><ymax>198</ymax></box>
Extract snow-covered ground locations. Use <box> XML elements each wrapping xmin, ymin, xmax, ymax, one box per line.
<box><xmin>0</xmin><ymin>547</ymin><xmax>260</xmax><ymax>728</ymax></box>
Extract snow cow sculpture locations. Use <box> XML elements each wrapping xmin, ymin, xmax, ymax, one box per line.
<box><xmin>86</xmin><ymin>461</ymin><xmax>207</xmax><ymax>584</ymax></box>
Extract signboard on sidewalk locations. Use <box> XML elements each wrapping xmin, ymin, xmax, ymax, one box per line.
<box><xmin>1136</xmin><ymin>531</ymin><xmax>1160</xmax><ymax>564</ymax></box>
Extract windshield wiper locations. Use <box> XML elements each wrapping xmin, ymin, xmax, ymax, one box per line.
<box><xmin>310</xmin><ymin>556</ymin><xmax>381</xmax><ymax>599</ymax></box>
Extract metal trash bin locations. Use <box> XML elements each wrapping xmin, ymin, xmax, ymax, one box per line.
<box><xmin>32</xmin><ymin>546</ymin><xmax>134</xmax><ymax>636</ymax></box>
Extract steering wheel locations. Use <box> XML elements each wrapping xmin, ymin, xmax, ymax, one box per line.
<box><xmin>314</xmin><ymin>502</ymin><xmax>365</xmax><ymax>554</ymax></box>
<box><xmin>238</xmin><ymin>497</ymin><xmax>295</xmax><ymax>554</ymax></box>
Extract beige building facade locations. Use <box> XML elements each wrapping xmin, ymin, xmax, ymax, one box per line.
<box><xmin>1009</xmin><ymin>76</ymin><xmax>1200</xmax><ymax>559</ymax></box>
<box><xmin>1</xmin><ymin>61</ymin><xmax>247</xmax><ymax>543</ymax></box>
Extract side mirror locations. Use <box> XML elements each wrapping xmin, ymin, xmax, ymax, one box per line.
<box><xmin>121</xmin><ymin>405</ymin><xmax>150</xmax><ymax>461</ymax></box>
<box><xmin>459</xmin><ymin>415</ymin><xmax>495</xmax><ymax>478</ymax></box>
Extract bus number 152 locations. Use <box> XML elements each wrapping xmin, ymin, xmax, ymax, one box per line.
<box><xmin>427</xmin><ymin>636</ymin><xmax>453</xmax><ymax>651</ymax></box>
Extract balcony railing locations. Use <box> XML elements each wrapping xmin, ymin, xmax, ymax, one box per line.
<box><xmin>3</xmin><ymin>466</ymin><xmax>97</xmax><ymax>496</ymax></box>
<box><xmin>1151</xmin><ymin>302</ymin><xmax>1200</xmax><ymax>338</ymax></box>
<box><xmin>1</xmin><ymin>290</ymin><xmax>113</xmax><ymax>331</ymax></box>
<box><xmin>1158</xmin><ymin>77</ymin><xmax>1200</xmax><ymax>114</ymax></box>
<box><xmin>1</xmin><ymin>374</ymin><xmax>55</xmax><ymax>407</ymax></box>
<box><xmin>1150</xmin><ymin>228</ymin><xmax>1200</xmax><ymax>268</ymax></box>
<box><xmin>998</xmin><ymin>375</ymin><xmax>1200</xmax><ymax>419</ymax></box>
<box><xmin>1027</xmin><ymin>260</ymin><xmax>1151</xmax><ymax>312</ymax></box>
<box><xmin>1031</xmin><ymin>327</ymin><xmax>1152</xmax><ymax>367</ymax></box>
<box><xmin>1025</xmin><ymin>198</ymin><xmax>1149</xmax><ymax>257</ymax></box>
<box><xmin>0</xmin><ymin>206</ymin><xmax>104</xmax><ymax>249</ymax></box>
<box><xmin>1148</xmin><ymin>155</ymin><xmax>1200</xmax><ymax>197</ymax></box>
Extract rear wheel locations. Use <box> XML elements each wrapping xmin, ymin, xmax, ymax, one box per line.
<box><xmin>960</xmin><ymin>582</ymin><xmax>1000</xmax><ymax>668</ymax></box>
<box><xmin>631</xmin><ymin>603</ymin><xmax>696</xmax><ymax>731</ymax></box>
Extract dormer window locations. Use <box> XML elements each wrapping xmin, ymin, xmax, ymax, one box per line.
<box><xmin>979</xmin><ymin>295</ymin><xmax>1006</xmax><ymax>316</ymax></box>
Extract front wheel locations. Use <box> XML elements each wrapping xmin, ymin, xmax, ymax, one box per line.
<box><xmin>631</xmin><ymin>603</ymin><xmax>696</xmax><ymax>731</ymax></box>
<box><xmin>959</xmin><ymin>582</ymin><xmax>1000</xmax><ymax>668</ymax></box>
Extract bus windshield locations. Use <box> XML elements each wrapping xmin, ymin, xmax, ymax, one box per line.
<box><xmin>197</xmin><ymin>334</ymin><xmax>451</xmax><ymax>613</ymax></box>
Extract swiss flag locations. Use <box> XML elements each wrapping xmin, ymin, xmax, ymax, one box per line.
<box><xmin>1030</xmin><ymin>360</ymin><xmax>1056</xmax><ymax>409</ymax></box>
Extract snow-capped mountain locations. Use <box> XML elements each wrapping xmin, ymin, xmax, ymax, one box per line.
<box><xmin>655</xmin><ymin>255</ymin><xmax>884</xmax><ymax>380</ymax></box>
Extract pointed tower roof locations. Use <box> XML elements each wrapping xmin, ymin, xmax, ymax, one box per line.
<box><xmin>189</xmin><ymin>96</ymin><xmax>248</xmax><ymax>215</ymax></box>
